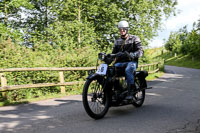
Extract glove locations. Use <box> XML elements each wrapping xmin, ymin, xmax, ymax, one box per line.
<box><xmin>130</xmin><ymin>52</ymin><xmax>139</xmax><ymax>59</ymax></box>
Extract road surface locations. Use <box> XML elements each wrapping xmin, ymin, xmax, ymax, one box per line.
<box><xmin>0</xmin><ymin>65</ymin><xmax>200</xmax><ymax>133</ymax></box>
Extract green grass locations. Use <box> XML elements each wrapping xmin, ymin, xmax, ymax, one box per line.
<box><xmin>164</xmin><ymin>54</ymin><xmax>200</xmax><ymax>69</ymax></box>
<box><xmin>149</xmin><ymin>46</ymin><xmax>200</xmax><ymax>69</ymax></box>
<box><xmin>146</xmin><ymin>72</ymin><xmax>164</xmax><ymax>81</ymax></box>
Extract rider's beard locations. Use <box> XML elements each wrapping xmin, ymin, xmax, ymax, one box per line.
<box><xmin>121</xmin><ymin>32</ymin><xmax>128</xmax><ymax>39</ymax></box>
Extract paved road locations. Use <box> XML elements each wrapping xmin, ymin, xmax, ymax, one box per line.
<box><xmin>0</xmin><ymin>65</ymin><xmax>200</xmax><ymax>133</ymax></box>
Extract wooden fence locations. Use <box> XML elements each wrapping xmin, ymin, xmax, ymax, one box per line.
<box><xmin>0</xmin><ymin>62</ymin><xmax>161</xmax><ymax>98</ymax></box>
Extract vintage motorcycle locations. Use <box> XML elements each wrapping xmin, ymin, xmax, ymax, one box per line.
<box><xmin>82</xmin><ymin>52</ymin><xmax>151</xmax><ymax>119</ymax></box>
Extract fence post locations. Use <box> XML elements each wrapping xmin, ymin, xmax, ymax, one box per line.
<box><xmin>148</xmin><ymin>65</ymin><xmax>151</xmax><ymax>72</ymax></box>
<box><xmin>157</xmin><ymin>63</ymin><xmax>159</xmax><ymax>70</ymax></box>
<box><xmin>141</xmin><ymin>66</ymin><xmax>144</xmax><ymax>71</ymax></box>
<box><xmin>59</xmin><ymin>71</ymin><xmax>65</xmax><ymax>94</ymax></box>
<box><xmin>0</xmin><ymin>73</ymin><xmax>7</xmax><ymax>99</ymax></box>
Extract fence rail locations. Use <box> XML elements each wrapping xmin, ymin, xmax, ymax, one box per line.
<box><xmin>0</xmin><ymin>62</ymin><xmax>161</xmax><ymax>98</ymax></box>
<box><xmin>0</xmin><ymin>67</ymin><xmax>96</xmax><ymax>72</ymax></box>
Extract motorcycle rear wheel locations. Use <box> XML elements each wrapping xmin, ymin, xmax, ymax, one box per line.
<box><xmin>82</xmin><ymin>79</ymin><xmax>110</xmax><ymax>119</ymax></box>
<box><xmin>132</xmin><ymin>78</ymin><xmax>145</xmax><ymax>107</ymax></box>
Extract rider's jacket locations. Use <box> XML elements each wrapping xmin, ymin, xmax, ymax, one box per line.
<box><xmin>112</xmin><ymin>34</ymin><xmax>144</xmax><ymax>63</ymax></box>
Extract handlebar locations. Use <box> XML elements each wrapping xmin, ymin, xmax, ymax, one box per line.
<box><xmin>98</xmin><ymin>51</ymin><xmax>134</xmax><ymax>65</ymax></box>
<box><xmin>108</xmin><ymin>52</ymin><xmax>134</xmax><ymax>60</ymax></box>
<box><xmin>107</xmin><ymin>54</ymin><xmax>116</xmax><ymax>58</ymax></box>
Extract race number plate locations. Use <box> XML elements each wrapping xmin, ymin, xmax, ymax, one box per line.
<box><xmin>96</xmin><ymin>64</ymin><xmax>108</xmax><ymax>75</ymax></box>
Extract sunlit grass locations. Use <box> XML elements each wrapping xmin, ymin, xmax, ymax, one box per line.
<box><xmin>146</xmin><ymin>72</ymin><xmax>164</xmax><ymax>81</ymax></box>
<box><xmin>165</xmin><ymin>54</ymin><xmax>200</xmax><ymax>69</ymax></box>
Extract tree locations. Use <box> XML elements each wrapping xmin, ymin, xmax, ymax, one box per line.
<box><xmin>50</xmin><ymin>0</ymin><xmax>178</xmax><ymax>50</ymax></box>
<box><xmin>20</xmin><ymin>0</ymin><xmax>54</xmax><ymax>46</ymax></box>
<box><xmin>1</xmin><ymin>0</ymin><xmax>178</xmax><ymax>50</ymax></box>
<box><xmin>165</xmin><ymin>18</ymin><xmax>200</xmax><ymax>57</ymax></box>
<box><xmin>165</xmin><ymin>32</ymin><xmax>181</xmax><ymax>54</ymax></box>
<box><xmin>127</xmin><ymin>0</ymin><xmax>178</xmax><ymax>45</ymax></box>
<box><xmin>0</xmin><ymin>0</ymin><xmax>33</xmax><ymax>42</ymax></box>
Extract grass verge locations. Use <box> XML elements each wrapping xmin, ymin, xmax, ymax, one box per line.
<box><xmin>165</xmin><ymin>54</ymin><xmax>200</xmax><ymax>69</ymax></box>
<box><xmin>146</xmin><ymin>72</ymin><xmax>164</xmax><ymax>81</ymax></box>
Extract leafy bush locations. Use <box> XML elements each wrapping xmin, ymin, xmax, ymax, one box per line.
<box><xmin>0</xmin><ymin>40</ymin><xmax>99</xmax><ymax>101</ymax></box>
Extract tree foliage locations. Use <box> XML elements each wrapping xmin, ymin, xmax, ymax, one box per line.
<box><xmin>1</xmin><ymin>0</ymin><xmax>177</xmax><ymax>49</ymax></box>
<box><xmin>165</xmin><ymin>31</ymin><xmax>181</xmax><ymax>53</ymax></box>
<box><xmin>165</xmin><ymin>18</ymin><xmax>200</xmax><ymax>57</ymax></box>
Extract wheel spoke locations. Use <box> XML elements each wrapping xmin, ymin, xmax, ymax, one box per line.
<box><xmin>87</xmin><ymin>80</ymin><xmax>106</xmax><ymax>114</ymax></box>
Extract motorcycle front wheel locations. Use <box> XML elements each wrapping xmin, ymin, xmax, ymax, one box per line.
<box><xmin>82</xmin><ymin>78</ymin><xmax>110</xmax><ymax>119</ymax></box>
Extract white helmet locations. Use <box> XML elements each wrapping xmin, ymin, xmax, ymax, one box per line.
<box><xmin>118</xmin><ymin>20</ymin><xmax>129</xmax><ymax>29</ymax></box>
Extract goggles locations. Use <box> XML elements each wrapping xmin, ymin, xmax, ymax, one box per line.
<box><xmin>119</xmin><ymin>28</ymin><xmax>128</xmax><ymax>32</ymax></box>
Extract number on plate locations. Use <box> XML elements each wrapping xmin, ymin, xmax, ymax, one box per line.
<box><xmin>96</xmin><ymin>64</ymin><xmax>108</xmax><ymax>75</ymax></box>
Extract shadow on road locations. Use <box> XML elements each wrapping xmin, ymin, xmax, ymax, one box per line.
<box><xmin>0</xmin><ymin>99</ymin><xmax>82</xmax><ymax>132</ymax></box>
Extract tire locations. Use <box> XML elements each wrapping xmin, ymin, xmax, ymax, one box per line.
<box><xmin>132</xmin><ymin>78</ymin><xmax>145</xmax><ymax>107</ymax></box>
<box><xmin>82</xmin><ymin>78</ymin><xmax>110</xmax><ymax>119</ymax></box>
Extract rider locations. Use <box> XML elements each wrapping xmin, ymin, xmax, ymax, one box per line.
<box><xmin>112</xmin><ymin>20</ymin><xmax>144</xmax><ymax>100</ymax></box>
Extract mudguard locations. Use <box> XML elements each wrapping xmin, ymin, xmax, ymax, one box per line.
<box><xmin>87</xmin><ymin>73</ymin><xmax>104</xmax><ymax>80</ymax></box>
<box><xmin>136</xmin><ymin>71</ymin><xmax>148</xmax><ymax>78</ymax></box>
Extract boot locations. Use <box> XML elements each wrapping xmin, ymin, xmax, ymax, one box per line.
<box><xmin>125</xmin><ymin>84</ymin><xmax>136</xmax><ymax>100</ymax></box>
